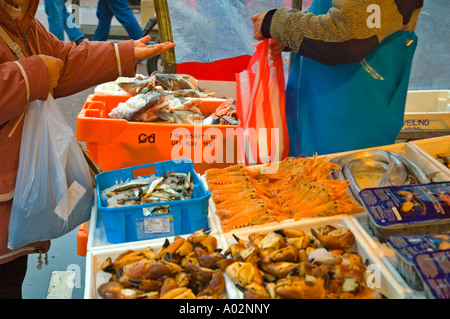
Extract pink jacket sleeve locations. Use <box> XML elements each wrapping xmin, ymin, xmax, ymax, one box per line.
<box><xmin>0</xmin><ymin>20</ymin><xmax>136</xmax><ymax>126</ymax></box>
<box><xmin>32</xmin><ymin>21</ymin><xmax>136</xmax><ymax>99</ymax></box>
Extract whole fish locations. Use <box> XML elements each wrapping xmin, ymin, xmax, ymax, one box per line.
<box><xmin>102</xmin><ymin>172</ymin><xmax>195</xmax><ymax>207</ymax></box>
<box><xmin>117</xmin><ymin>74</ymin><xmax>156</xmax><ymax>95</ymax></box>
<box><xmin>331</xmin><ymin>149</ymin><xmax>430</xmax><ymax>205</ymax></box>
<box><xmin>387</xmin><ymin>151</ymin><xmax>430</xmax><ymax>184</ymax></box>
<box><xmin>154</xmin><ymin>73</ymin><xmax>200</xmax><ymax>91</ymax></box>
<box><xmin>108</xmin><ymin>91</ymin><xmax>171</xmax><ymax>122</ymax></box>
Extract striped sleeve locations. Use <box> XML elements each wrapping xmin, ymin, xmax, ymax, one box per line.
<box><xmin>264</xmin><ymin>0</ymin><xmax>423</xmax><ymax>65</ymax></box>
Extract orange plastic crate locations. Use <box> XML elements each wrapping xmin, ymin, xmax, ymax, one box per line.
<box><xmin>76</xmin><ymin>94</ymin><xmax>239</xmax><ymax>174</ymax></box>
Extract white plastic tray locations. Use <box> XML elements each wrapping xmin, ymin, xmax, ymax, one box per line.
<box><xmin>219</xmin><ymin>215</ymin><xmax>415</xmax><ymax>299</ymax></box>
<box><xmin>86</xmin><ymin>203</ymin><xmax>219</xmax><ymax>252</ymax></box>
<box><xmin>84</xmin><ymin>233</ymin><xmax>240</xmax><ymax>299</ymax></box>
<box><xmin>408</xmin><ymin>136</ymin><xmax>450</xmax><ymax>176</ymax></box>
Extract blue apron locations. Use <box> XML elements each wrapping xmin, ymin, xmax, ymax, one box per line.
<box><xmin>285</xmin><ymin>0</ymin><xmax>418</xmax><ymax>156</ymax></box>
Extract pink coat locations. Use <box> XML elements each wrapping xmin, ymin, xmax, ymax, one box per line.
<box><xmin>0</xmin><ymin>0</ymin><xmax>137</xmax><ymax>264</ymax></box>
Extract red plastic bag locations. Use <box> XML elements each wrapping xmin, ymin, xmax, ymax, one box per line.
<box><xmin>235</xmin><ymin>39</ymin><xmax>289</xmax><ymax>165</ymax></box>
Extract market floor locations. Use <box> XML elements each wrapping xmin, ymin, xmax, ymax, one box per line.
<box><xmin>21</xmin><ymin>0</ymin><xmax>449</xmax><ymax>299</ymax></box>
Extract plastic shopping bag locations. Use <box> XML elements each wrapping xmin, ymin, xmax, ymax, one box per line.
<box><xmin>8</xmin><ymin>94</ymin><xmax>94</xmax><ymax>250</ymax></box>
<box><xmin>235</xmin><ymin>39</ymin><xmax>289</xmax><ymax>166</ymax></box>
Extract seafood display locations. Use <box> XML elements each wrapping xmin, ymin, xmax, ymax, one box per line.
<box><xmin>116</xmin><ymin>73</ymin><xmax>215</xmax><ymax>97</ymax></box>
<box><xmin>101</xmin><ymin>172</ymin><xmax>194</xmax><ymax>208</ymax></box>
<box><xmin>108</xmin><ymin>73</ymin><xmax>239</xmax><ymax>125</ymax></box>
<box><xmin>205</xmin><ymin>156</ymin><xmax>364</xmax><ymax>232</ymax></box>
<box><xmin>331</xmin><ymin>150</ymin><xmax>431</xmax><ymax>205</ymax></box>
<box><xmin>224</xmin><ymin>227</ymin><xmax>382</xmax><ymax>299</ymax></box>
<box><xmin>96</xmin><ymin>230</ymin><xmax>230</xmax><ymax>299</ymax></box>
<box><xmin>95</xmin><ymin>225</ymin><xmax>383</xmax><ymax>299</ymax></box>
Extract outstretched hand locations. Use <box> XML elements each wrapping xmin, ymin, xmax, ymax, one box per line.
<box><xmin>252</xmin><ymin>12</ymin><xmax>286</xmax><ymax>59</ymax></box>
<box><xmin>133</xmin><ymin>36</ymin><xmax>176</xmax><ymax>61</ymax></box>
<box><xmin>251</xmin><ymin>12</ymin><xmax>266</xmax><ymax>41</ymax></box>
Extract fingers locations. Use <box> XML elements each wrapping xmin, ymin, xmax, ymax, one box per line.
<box><xmin>134</xmin><ymin>42</ymin><xmax>176</xmax><ymax>61</ymax></box>
<box><xmin>251</xmin><ymin>12</ymin><xmax>266</xmax><ymax>41</ymax></box>
<box><xmin>269</xmin><ymin>42</ymin><xmax>285</xmax><ymax>59</ymax></box>
<box><xmin>137</xmin><ymin>35</ymin><xmax>152</xmax><ymax>44</ymax></box>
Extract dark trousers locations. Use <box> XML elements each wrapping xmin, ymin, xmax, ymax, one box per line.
<box><xmin>0</xmin><ymin>255</ymin><xmax>28</xmax><ymax>299</ymax></box>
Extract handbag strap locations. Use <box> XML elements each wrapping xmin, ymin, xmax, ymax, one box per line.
<box><xmin>0</xmin><ymin>25</ymin><xmax>27</xmax><ymax>137</ymax></box>
<box><xmin>0</xmin><ymin>25</ymin><xmax>26</xmax><ymax>60</ymax></box>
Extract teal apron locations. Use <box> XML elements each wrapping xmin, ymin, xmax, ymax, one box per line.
<box><xmin>286</xmin><ymin>0</ymin><xmax>418</xmax><ymax>156</ymax></box>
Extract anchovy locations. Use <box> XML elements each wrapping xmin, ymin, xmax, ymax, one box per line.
<box><xmin>143</xmin><ymin>177</ymin><xmax>165</xmax><ymax>199</ymax></box>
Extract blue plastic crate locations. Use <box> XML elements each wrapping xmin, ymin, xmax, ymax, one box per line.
<box><xmin>95</xmin><ymin>159</ymin><xmax>210</xmax><ymax>244</ymax></box>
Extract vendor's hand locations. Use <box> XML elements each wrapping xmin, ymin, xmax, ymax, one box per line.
<box><xmin>133</xmin><ymin>36</ymin><xmax>176</xmax><ymax>61</ymax></box>
<box><xmin>251</xmin><ymin>12</ymin><xmax>266</xmax><ymax>41</ymax></box>
<box><xmin>269</xmin><ymin>41</ymin><xmax>286</xmax><ymax>60</ymax></box>
<box><xmin>38</xmin><ymin>54</ymin><xmax>63</xmax><ymax>88</ymax></box>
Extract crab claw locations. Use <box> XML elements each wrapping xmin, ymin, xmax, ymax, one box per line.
<box><xmin>311</xmin><ymin>226</ymin><xmax>355</xmax><ymax>250</ymax></box>
<box><xmin>197</xmin><ymin>270</ymin><xmax>226</xmax><ymax>297</ymax></box>
<box><xmin>194</xmin><ymin>247</ymin><xmax>223</xmax><ymax>268</ymax></box>
<box><xmin>225</xmin><ymin>261</ymin><xmax>263</xmax><ymax>287</ymax></box>
<box><xmin>264</xmin><ymin>262</ymin><xmax>299</xmax><ymax>278</ymax></box>
<box><xmin>128</xmin><ymin>278</ymin><xmax>162</xmax><ymax>292</ymax></box>
<box><xmin>97</xmin><ymin>281</ymin><xmax>125</xmax><ymax>299</ymax></box>
<box><xmin>269</xmin><ymin>245</ymin><xmax>299</xmax><ymax>263</ymax></box>
<box><xmin>275</xmin><ymin>277</ymin><xmax>327</xmax><ymax>299</ymax></box>
<box><xmin>187</xmin><ymin>228</ymin><xmax>212</xmax><ymax>245</ymax></box>
<box><xmin>243</xmin><ymin>282</ymin><xmax>270</xmax><ymax>299</ymax></box>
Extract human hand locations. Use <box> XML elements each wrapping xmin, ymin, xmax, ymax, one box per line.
<box><xmin>269</xmin><ymin>41</ymin><xmax>286</xmax><ymax>60</ymax></box>
<box><xmin>134</xmin><ymin>36</ymin><xmax>176</xmax><ymax>61</ymax></box>
<box><xmin>38</xmin><ymin>54</ymin><xmax>64</xmax><ymax>88</ymax></box>
<box><xmin>251</xmin><ymin>12</ymin><xmax>266</xmax><ymax>41</ymax></box>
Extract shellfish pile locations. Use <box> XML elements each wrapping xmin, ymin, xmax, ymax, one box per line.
<box><xmin>205</xmin><ymin>156</ymin><xmax>364</xmax><ymax>232</ymax></box>
<box><xmin>224</xmin><ymin>226</ymin><xmax>382</xmax><ymax>299</ymax></box>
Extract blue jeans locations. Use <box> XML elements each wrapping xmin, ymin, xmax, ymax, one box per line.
<box><xmin>92</xmin><ymin>0</ymin><xmax>143</xmax><ymax>41</ymax></box>
<box><xmin>44</xmin><ymin>0</ymin><xmax>84</xmax><ymax>42</ymax></box>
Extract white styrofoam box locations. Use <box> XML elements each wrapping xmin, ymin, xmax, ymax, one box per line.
<box><xmin>198</xmin><ymin>80</ymin><xmax>236</xmax><ymax>99</ymax></box>
<box><xmin>219</xmin><ymin>215</ymin><xmax>415</xmax><ymax>299</ymax></box>
<box><xmin>408</xmin><ymin>136</ymin><xmax>450</xmax><ymax>176</ymax></box>
<box><xmin>402</xmin><ymin>90</ymin><xmax>450</xmax><ymax>130</ymax></box>
<box><xmin>86</xmin><ymin>204</ymin><xmax>219</xmax><ymax>252</ymax></box>
<box><xmin>94</xmin><ymin>77</ymin><xmax>237</xmax><ymax>99</ymax></box>
<box><xmin>94</xmin><ymin>76</ymin><xmax>138</xmax><ymax>96</ymax></box>
<box><xmin>84</xmin><ymin>233</ymin><xmax>240</xmax><ymax>299</ymax></box>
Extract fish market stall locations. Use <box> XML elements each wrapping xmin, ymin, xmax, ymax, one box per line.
<box><xmin>83</xmin><ymin>138</ymin><xmax>450</xmax><ymax>299</ymax></box>
<box><xmin>78</xmin><ymin>0</ymin><xmax>450</xmax><ymax>300</ymax></box>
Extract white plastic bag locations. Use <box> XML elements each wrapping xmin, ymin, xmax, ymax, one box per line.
<box><xmin>8</xmin><ymin>94</ymin><xmax>94</xmax><ymax>250</ymax></box>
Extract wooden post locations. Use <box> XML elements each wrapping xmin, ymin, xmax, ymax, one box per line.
<box><xmin>153</xmin><ymin>0</ymin><xmax>176</xmax><ymax>73</ymax></box>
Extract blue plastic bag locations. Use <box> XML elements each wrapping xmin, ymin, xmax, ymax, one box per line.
<box><xmin>8</xmin><ymin>95</ymin><xmax>94</xmax><ymax>250</ymax></box>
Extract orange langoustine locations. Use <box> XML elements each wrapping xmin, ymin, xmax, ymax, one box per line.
<box><xmin>205</xmin><ymin>156</ymin><xmax>364</xmax><ymax>232</ymax></box>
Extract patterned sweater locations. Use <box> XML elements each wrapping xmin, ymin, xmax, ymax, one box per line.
<box><xmin>262</xmin><ymin>0</ymin><xmax>423</xmax><ymax>65</ymax></box>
